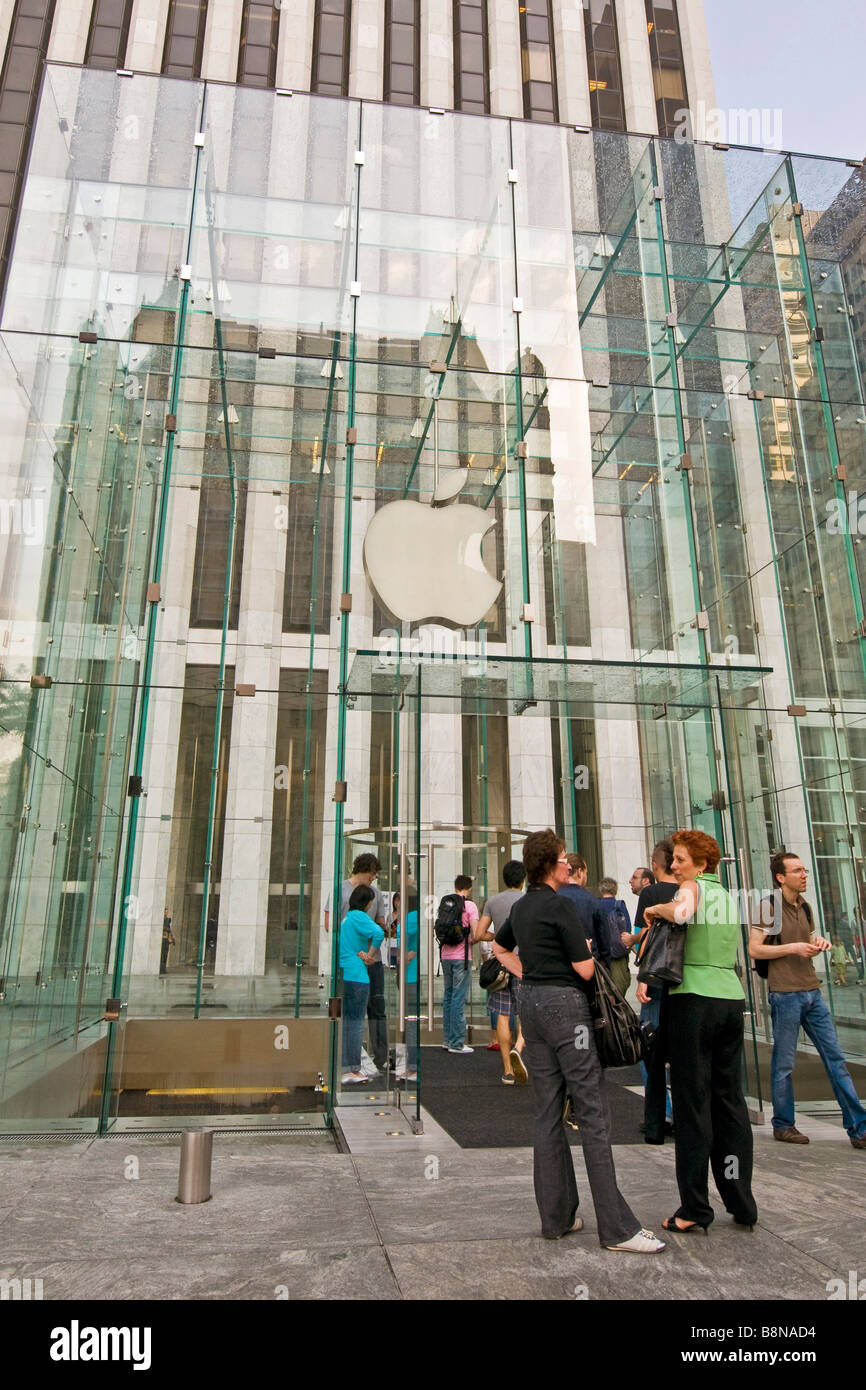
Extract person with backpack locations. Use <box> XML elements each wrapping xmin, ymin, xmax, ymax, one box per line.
<box><xmin>596</xmin><ymin>877</ymin><xmax>632</xmax><ymax>997</ymax></box>
<box><xmin>475</xmin><ymin>861</ymin><xmax>528</xmax><ymax>1083</ymax></box>
<box><xmin>748</xmin><ymin>852</ymin><xmax>866</xmax><ymax>1149</ymax></box>
<box><xmin>436</xmin><ymin>875</ymin><xmax>478</xmax><ymax>1054</ymax></box>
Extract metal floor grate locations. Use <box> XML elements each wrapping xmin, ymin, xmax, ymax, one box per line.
<box><xmin>0</xmin><ymin>1127</ymin><xmax>331</xmax><ymax>1142</ymax></box>
<box><xmin>99</xmin><ymin>1127</ymin><xmax>330</xmax><ymax>1138</ymax></box>
<box><xmin>0</xmin><ymin>1133</ymin><xmax>93</xmax><ymax>1144</ymax></box>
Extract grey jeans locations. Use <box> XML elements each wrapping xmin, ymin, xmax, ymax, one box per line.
<box><xmin>519</xmin><ymin>982</ymin><xmax>640</xmax><ymax>1246</ymax></box>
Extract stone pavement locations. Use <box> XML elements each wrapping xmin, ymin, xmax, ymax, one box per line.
<box><xmin>0</xmin><ymin>1108</ymin><xmax>863</xmax><ymax>1301</ymax></box>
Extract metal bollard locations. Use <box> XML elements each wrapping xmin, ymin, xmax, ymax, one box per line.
<box><xmin>176</xmin><ymin>1129</ymin><xmax>213</xmax><ymax>1204</ymax></box>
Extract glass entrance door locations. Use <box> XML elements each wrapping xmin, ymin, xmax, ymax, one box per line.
<box><xmin>339</xmin><ymin>823</ymin><xmax>518</xmax><ymax>1130</ymax></box>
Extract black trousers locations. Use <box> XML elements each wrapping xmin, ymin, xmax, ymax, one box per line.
<box><xmin>643</xmin><ymin>985</ymin><xmax>670</xmax><ymax>1143</ymax></box>
<box><xmin>668</xmin><ymin>993</ymin><xmax>757</xmax><ymax>1227</ymax></box>
<box><xmin>366</xmin><ymin>960</ymin><xmax>389</xmax><ymax>1070</ymax></box>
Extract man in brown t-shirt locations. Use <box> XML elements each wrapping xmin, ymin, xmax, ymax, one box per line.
<box><xmin>749</xmin><ymin>852</ymin><xmax>866</xmax><ymax>1150</ymax></box>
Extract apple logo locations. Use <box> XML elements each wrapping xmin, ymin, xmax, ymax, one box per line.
<box><xmin>363</xmin><ymin>471</ymin><xmax>501</xmax><ymax>625</ymax></box>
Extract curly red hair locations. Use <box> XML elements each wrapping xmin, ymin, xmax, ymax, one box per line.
<box><xmin>671</xmin><ymin>829</ymin><xmax>721</xmax><ymax>875</ymax></box>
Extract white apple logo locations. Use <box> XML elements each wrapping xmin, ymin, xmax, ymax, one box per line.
<box><xmin>363</xmin><ymin>486</ymin><xmax>501</xmax><ymax>625</ymax></box>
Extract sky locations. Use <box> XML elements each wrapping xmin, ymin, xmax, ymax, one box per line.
<box><xmin>703</xmin><ymin>0</ymin><xmax>866</xmax><ymax>160</ymax></box>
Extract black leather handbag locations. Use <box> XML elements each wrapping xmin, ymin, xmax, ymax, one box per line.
<box><xmin>479</xmin><ymin>956</ymin><xmax>510</xmax><ymax>993</ymax></box>
<box><xmin>591</xmin><ymin>961</ymin><xmax>645</xmax><ymax>1068</ymax></box>
<box><xmin>637</xmin><ymin>919</ymin><xmax>687</xmax><ymax>987</ymax></box>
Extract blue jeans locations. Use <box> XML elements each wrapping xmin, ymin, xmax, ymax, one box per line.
<box><xmin>770</xmin><ymin>989</ymin><xmax>866</xmax><ymax>1139</ymax></box>
<box><xmin>341</xmin><ymin>980</ymin><xmax>369</xmax><ymax>1071</ymax></box>
<box><xmin>639</xmin><ymin>991</ymin><xmax>672</xmax><ymax>1122</ymax></box>
<box><xmin>441</xmin><ymin>959</ymin><xmax>472</xmax><ymax>1049</ymax></box>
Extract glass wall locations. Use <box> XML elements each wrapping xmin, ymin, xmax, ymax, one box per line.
<box><xmin>0</xmin><ymin>65</ymin><xmax>865</xmax><ymax>1130</ymax></box>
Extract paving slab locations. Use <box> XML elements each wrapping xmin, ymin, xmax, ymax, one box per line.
<box><xmin>0</xmin><ymin>1246</ymin><xmax>400</xmax><ymax>1301</ymax></box>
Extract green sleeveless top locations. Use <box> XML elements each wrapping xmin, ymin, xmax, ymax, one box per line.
<box><xmin>669</xmin><ymin>873</ymin><xmax>744</xmax><ymax>1001</ymax></box>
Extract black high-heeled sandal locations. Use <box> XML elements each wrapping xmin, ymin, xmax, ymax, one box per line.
<box><xmin>662</xmin><ymin>1215</ymin><xmax>709</xmax><ymax>1236</ymax></box>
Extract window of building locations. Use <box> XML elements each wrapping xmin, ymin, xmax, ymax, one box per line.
<box><xmin>453</xmin><ymin>0</ymin><xmax>489</xmax><ymax>115</ymax></box>
<box><xmin>311</xmin><ymin>0</ymin><xmax>351</xmax><ymax>98</ymax></box>
<box><xmin>645</xmin><ymin>0</ymin><xmax>688</xmax><ymax>138</ymax></box>
<box><xmin>384</xmin><ymin>0</ymin><xmax>420</xmax><ymax>107</ymax></box>
<box><xmin>85</xmin><ymin>0</ymin><xmax>133</xmax><ymax>69</ymax></box>
<box><xmin>237</xmin><ymin>0</ymin><xmax>280</xmax><ymax>88</ymax></box>
<box><xmin>583</xmin><ymin>0</ymin><xmax>625</xmax><ymax>132</ymax></box>
<box><xmin>162</xmin><ymin>0</ymin><xmax>209</xmax><ymax>79</ymax></box>
<box><xmin>0</xmin><ymin>0</ymin><xmax>57</xmax><ymax>284</ymax></box>
<box><xmin>519</xmin><ymin>0</ymin><xmax>557</xmax><ymax>123</ymax></box>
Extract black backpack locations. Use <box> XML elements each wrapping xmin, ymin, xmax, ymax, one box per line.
<box><xmin>753</xmin><ymin>896</ymin><xmax>813</xmax><ymax>979</ymax></box>
<box><xmin>434</xmin><ymin>893</ymin><xmax>468</xmax><ymax>951</ymax></box>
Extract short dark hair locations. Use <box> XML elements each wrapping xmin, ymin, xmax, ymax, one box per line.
<box><xmin>352</xmin><ymin>853</ymin><xmax>380</xmax><ymax>876</ymax></box>
<box><xmin>524</xmin><ymin>829</ymin><xmax>565</xmax><ymax>885</ymax></box>
<box><xmin>348</xmin><ymin>884</ymin><xmax>376</xmax><ymax>913</ymax></box>
<box><xmin>566</xmin><ymin>852</ymin><xmax>586</xmax><ymax>876</ymax></box>
<box><xmin>652</xmin><ymin>839</ymin><xmax>674</xmax><ymax>874</ymax></box>
<box><xmin>455</xmin><ymin>874</ymin><xmax>473</xmax><ymax>892</ymax></box>
<box><xmin>770</xmin><ymin>851</ymin><xmax>800</xmax><ymax>887</ymax></box>
<box><xmin>635</xmin><ymin>865</ymin><xmax>654</xmax><ymax>886</ymax></box>
<box><xmin>503</xmin><ymin>860</ymin><xmax>526</xmax><ymax>889</ymax></box>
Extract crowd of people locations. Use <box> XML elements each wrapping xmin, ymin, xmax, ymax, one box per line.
<box><xmin>332</xmin><ymin>832</ymin><xmax>866</xmax><ymax>1252</ymax></box>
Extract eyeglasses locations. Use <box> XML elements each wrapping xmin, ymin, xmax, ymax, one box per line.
<box><xmin>557</xmin><ymin>857</ymin><xmax>570</xmax><ymax>864</ymax></box>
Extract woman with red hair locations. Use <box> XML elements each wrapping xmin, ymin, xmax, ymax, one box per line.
<box><xmin>640</xmin><ymin>829</ymin><xmax>757</xmax><ymax>1234</ymax></box>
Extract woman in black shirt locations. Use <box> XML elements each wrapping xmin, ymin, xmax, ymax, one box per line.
<box><xmin>493</xmin><ymin>829</ymin><xmax>664</xmax><ymax>1254</ymax></box>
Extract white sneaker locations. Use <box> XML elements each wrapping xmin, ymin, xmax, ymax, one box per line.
<box><xmin>447</xmin><ymin>1045</ymin><xmax>474</xmax><ymax>1054</ymax></box>
<box><xmin>341</xmin><ymin>1072</ymin><xmax>366</xmax><ymax>1084</ymax></box>
<box><xmin>605</xmin><ymin>1228</ymin><xmax>665</xmax><ymax>1254</ymax></box>
<box><xmin>396</xmin><ymin>1072</ymin><xmax>418</xmax><ymax>1082</ymax></box>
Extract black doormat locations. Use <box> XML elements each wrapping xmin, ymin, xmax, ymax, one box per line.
<box><xmin>419</xmin><ymin>1046</ymin><xmax>646</xmax><ymax>1148</ymax></box>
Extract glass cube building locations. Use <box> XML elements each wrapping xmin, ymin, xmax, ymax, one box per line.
<box><xmin>1</xmin><ymin>48</ymin><xmax>865</xmax><ymax>1131</ymax></box>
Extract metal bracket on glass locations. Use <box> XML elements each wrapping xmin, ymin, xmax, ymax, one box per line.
<box><xmin>275</xmin><ymin>89</ymin><xmax>293</xmax><ymax>97</ymax></box>
<box><xmin>786</xmin><ymin>704</ymin><xmax>807</xmax><ymax>717</ymax></box>
<box><xmin>116</xmin><ymin>69</ymin><xmax>134</xmax><ymax>77</ymax></box>
<box><xmin>354</xmin><ymin>151</ymin><xmax>365</xmax><ymax>165</ymax></box>
<box><xmin>194</xmin><ymin>132</ymin><xmax>205</xmax><ymax>148</ymax></box>
<box><xmin>349</xmin><ymin>281</ymin><xmax>361</xmax><ymax>297</ymax></box>
<box><xmin>507</xmin><ymin>168</ymin><xmax>518</xmax><ymax>183</ymax></box>
<box><xmin>398</xmin><ymin>843</ymin><xmax>408</xmax><ymax>1031</ymax></box>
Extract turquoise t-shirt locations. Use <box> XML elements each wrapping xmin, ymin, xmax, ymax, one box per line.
<box><xmin>396</xmin><ymin>910</ymin><xmax>420</xmax><ymax>984</ymax></box>
<box><xmin>340</xmin><ymin>909</ymin><xmax>385</xmax><ymax>984</ymax></box>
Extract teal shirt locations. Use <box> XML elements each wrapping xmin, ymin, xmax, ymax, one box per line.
<box><xmin>670</xmin><ymin>873</ymin><xmax>744</xmax><ymax>1001</ymax></box>
<box><xmin>396</xmin><ymin>910</ymin><xmax>419</xmax><ymax>984</ymax></box>
<box><xmin>340</xmin><ymin>909</ymin><xmax>385</xmax><ymax>985</ymax></box>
